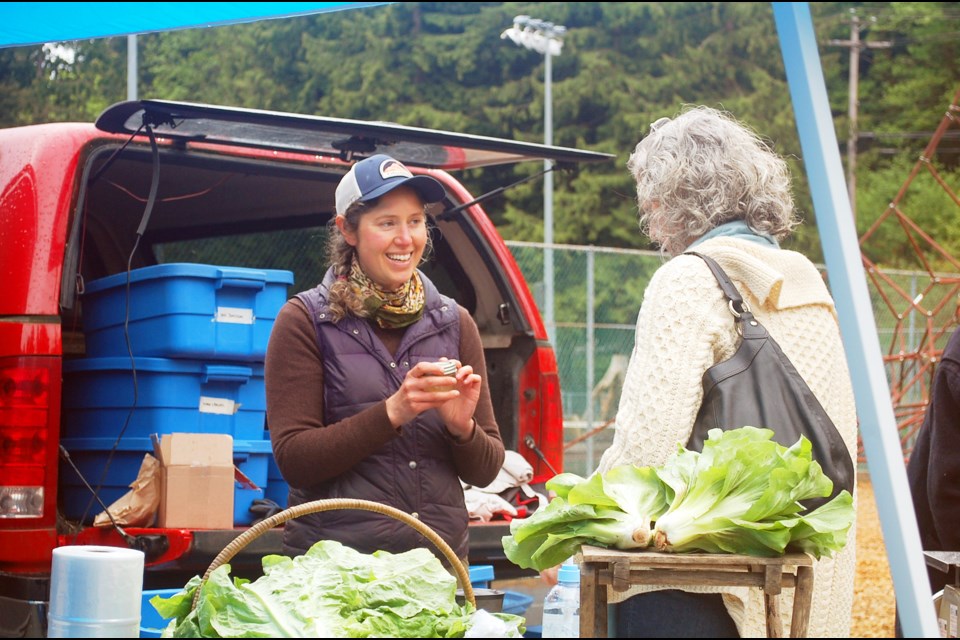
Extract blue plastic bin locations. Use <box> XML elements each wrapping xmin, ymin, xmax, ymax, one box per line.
<box><xmin>233</xmin><ymin>438</ymin><xmax>270</xmax><ymax>525</ymax></box>
<box><xmin>140</xmin><ymin>588</ymin><xmax>180</xmax><ymax>637</ymax></box>
<box><xmin>59</xmin><ymin>437</ymin><xmax>161</xmax><ymax>523</ymax></box>
<box><xmin>59</xmin><ymin>437</ymin><xmax>269</xmax><ymax>526</ymax></box>
<box><xmin>62</xmin><ymin>357</ymin><xmax>267</xmax><ymax>441</ymax></box>
<box><xmin>262</xmin><ymin>430</ymin><xmax>288</xmax><ymax>509</ymax></box>
<box><xmin>468</xmin><ymin>564</ymin><xmax>495</xmax><ymax>589</ymax></box>
<box><xmin>81</xmin><ymin>263</ymin><xmax>293</xmax><ymax>362</ymax></box>
<box><xmin>503</xmin><ymin>590</ymin><xmax>534</xmax><ymax>616</ymax></box>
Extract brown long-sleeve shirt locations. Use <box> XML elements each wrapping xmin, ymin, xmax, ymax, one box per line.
<box><xmin>265</xmin><ymin>297</ymin><xmax>504</xmax><ymax>490</ymax></box>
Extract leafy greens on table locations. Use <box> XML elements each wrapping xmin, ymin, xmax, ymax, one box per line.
<box><xmin>502</xmin><ymin>426</ymin><xmax>855</xmax><ymax>571</ymax></box>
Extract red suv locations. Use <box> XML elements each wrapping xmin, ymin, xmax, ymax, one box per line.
<box><xmin>0</xmin><ymin>99</ymin><xmax>611</xmax><ymax>635</ymax></box>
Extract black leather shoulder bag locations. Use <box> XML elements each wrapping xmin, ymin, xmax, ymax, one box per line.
<box><xmin>685</xmin><ymin>251</ymin><xmax>855</xmax><ymax>508</ymax></box>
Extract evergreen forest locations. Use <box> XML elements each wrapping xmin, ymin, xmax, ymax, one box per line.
<box><xmin>3</xmin><ymin>2</ymin><xmax>959</xmax><ymax>267</ymax></box>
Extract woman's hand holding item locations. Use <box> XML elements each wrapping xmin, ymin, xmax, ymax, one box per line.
<box><xmin>385</xmin><ymin>360</ymin><xmax>479</xmax><ymax>438</ymax></box>
<box><xmin>438</xmin><ymin>362</ymin><xmax>481</xmax><ymax>442</ymax></box>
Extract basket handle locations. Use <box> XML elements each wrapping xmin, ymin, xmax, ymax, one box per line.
<box><xmin>192</xmin><ymin>498</ymin><xmax>475</xmax><ymax>610</ymax></box>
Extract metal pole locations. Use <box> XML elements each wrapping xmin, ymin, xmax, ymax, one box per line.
<box><xmin>127</xmin><ymin>34</ymin><xmax>137</xmax><ymax>101</ymax></box>
<box><xmin>846</xmin><ymin>13</ymin><xmax>859</xmax><ymax>217</ymax></box>
<box><xmin>543</xmin><ymin>48</ymin><xmax>555</xmax><ymax>344</ymax></box>
<box><xmin>500</xmin><ymin>16</ymin><xmax>565</xmax><ymax>345</ymax></box>
<box><xmin>774</xmin><ymin>4</ymin><xmax>939</xmax><ymax>636</ymax></box>
<box><xmin>585</xmin><ymin>248</ymin><xmax>595</xmax><ymax>472</ymax></box>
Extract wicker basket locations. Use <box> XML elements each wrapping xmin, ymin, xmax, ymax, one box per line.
<box><xmin>193</xmin><ymin>498</ymin><xmax>476</xmax><ymax>610</ymax></box>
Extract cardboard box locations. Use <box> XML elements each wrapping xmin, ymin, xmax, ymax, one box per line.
<box><xmin>940</xmin><ymin>584</ymin><xmax>960</xmax><ymax>638</ymax></box>
<box><xmin>156</xmin><ymin>433</ymin><xmax>234</xmax><ymax>529</ymax></box>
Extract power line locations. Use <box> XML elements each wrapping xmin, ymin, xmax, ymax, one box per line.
<box><xmin>860</xmin><ymin>131</ymin><xmax>960</xmax><ymax>140</ymax></box>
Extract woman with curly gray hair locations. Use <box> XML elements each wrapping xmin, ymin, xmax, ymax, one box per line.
<box><xmin>596</xmin><ymin>106</ymin><xmax>858</xmax><ymax>637</ymax></box>
<box><xmin>631</xmin><ymin>106</ymin><xmax>799</xmax><ymax>257</ymax></box>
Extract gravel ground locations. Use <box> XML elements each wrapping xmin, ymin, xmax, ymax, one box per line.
<box><xmin>852</xmin><ymin>472</ymin><xmax>897</xmax><ymax>638</ymax></box>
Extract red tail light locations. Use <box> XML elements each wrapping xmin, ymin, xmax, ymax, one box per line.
<box><xmin>0</xmin><ymin>357</ymin><xmax>60</xmax><ymax>522</ymax></box>
<box><xmin>518</xmin><ymin>345</ymin><xmax>564</xmax><ymax>483</ymax></box>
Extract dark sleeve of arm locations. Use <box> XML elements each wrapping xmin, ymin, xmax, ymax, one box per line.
<box><xmin>928</xmin><ymin>359</ymin><xmax>960</xmax><ymax>549</ymax></box>
<box><xmin>265</xmin><ymin>299</ymin><xmax>399</xmax><ymax>489</ymax></box>
<box><xmin>449</xmin><ymin>306</ymin><xmax>506</xmax><ymax>487</ymax></box>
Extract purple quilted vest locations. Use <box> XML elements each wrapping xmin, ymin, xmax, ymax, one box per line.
<box><xmin>282</xmin><ymin>268</ymin><xmax>467</xmax><ymax>562</ymax></box>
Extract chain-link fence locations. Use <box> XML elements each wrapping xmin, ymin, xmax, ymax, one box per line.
<box><xmin>506</xmin><ymin>240</ymin><xmax>958</xmax><ymax>476</ymax></box>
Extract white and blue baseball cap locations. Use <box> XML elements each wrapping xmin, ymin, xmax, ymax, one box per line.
<box><xmin>335</xmin><ymin>154</ymin><xmax>446</xmax><ymax>217</ymax></box>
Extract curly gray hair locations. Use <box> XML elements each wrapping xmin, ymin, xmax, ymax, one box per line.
<box><xmin>627</xmin><ymin>105</ymin><xmax>799</xmax><ymax>257</ymax></box>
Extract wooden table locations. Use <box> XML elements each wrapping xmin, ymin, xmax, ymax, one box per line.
<box><xmin>578</xmin><ymin>545</ymin><xmax>814</xmax><ymax>638</ymax></box>
<box><xmin>924</xmin><ymin>550</ymin><xmax>960</xmax><ymax>586</ymax></box>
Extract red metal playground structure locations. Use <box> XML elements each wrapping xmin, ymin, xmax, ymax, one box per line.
<box><xmin>859</xmin><ymin>85</ymin><xmax>960</xmax><ymax>464</ymax></box>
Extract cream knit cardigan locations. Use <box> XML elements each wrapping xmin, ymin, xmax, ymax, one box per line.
<box><xmin>596</xmin><ymin>238</ymin><xmax>859</xmax><ymax>638</ymax></box>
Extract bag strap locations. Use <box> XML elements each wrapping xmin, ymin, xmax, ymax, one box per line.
<box><xmin>684</xmin><ymin>251</ymin><xmax>761</xmax><ymax>332</ymax></box>
<box><xmin>684</xmin><ymin>251</ymin><xmax>743</xmax><ymax>305</ymax></box>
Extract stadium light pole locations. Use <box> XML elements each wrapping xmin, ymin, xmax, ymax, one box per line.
<box><xmin>501</xmin><ymin>16</ymin><xmax>566</xmax><ymax>344</ymax></box>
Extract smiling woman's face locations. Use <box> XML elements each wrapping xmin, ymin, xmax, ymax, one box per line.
<box><xmin>338</xmin><ymin>186</ymin><xmax>427</xmax><ymax>291</ymax></box>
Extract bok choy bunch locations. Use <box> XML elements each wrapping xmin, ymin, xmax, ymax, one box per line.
<box><xmin>501</xmin><ymin>426</ymin><xmax>854</xmax><ymax>571</ymax></box>
<box><xmin>652</xmin><ymin>426</ymin><xmax>854</xmax><ymax>557</ymax></box>
<box><xmin>501</xmin><ymin>464</ymin><xmax>671</xmax><ymax>571</ymax></box>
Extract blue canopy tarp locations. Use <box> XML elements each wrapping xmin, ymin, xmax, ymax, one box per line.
<box><xmin>0</xmin><ymin>2</ymin><xmax>386</xmax><ymax>48</ymax></box>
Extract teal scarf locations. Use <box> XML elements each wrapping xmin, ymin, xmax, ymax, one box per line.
<box><xmin>687</xmin><ymin>220</ymin><xmax>779</xmax><ymax>250</ymax></box>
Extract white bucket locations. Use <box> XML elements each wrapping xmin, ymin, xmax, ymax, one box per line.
<box><xmin>47</xmin><ymin>545</ymin><xmax>145</xmax><ymax>638</ymax></box>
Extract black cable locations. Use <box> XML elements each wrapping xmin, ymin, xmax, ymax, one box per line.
<box><xmin>524</xmin><ymin>434</ymin><xmax>559</xmax><ymax>476</ymax></box>
<box><xmin>60</xmin><ymin>445</ymin><xmax>138</xmax><ymax>548</ymax></box>
<box><xmin>435</xmin><ymin>164</ymin><xmax>560</xmax><ymax>221</ymax></box>
<box><xmin>75</xmin><ymin>123</ymin><xmax>162</xmax><ymax>534</ymax></box>
<box><xmin>88</xmin><ymin>122</ymin><xmax>146</xmax><ymax>186</ymax></box>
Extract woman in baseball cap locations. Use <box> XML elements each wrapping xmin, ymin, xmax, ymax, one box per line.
<box><xmin>265</xmin><ymin>154</ymin><xmax>505</xmax><ymax>569</ymax></box>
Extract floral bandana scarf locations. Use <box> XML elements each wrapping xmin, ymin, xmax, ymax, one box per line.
<box><xmin>347</xmin><ymin>258</ymin><xmax>425</xmax><ymax>329</ymax></box>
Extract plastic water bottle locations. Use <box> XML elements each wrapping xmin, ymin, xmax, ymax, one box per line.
<box><xmin>541</xmin><ymin>562</ymin><xmax>580</xmax><ymax>638</ymax></box>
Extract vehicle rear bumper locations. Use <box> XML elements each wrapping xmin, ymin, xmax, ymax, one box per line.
<box><xmin>0</xmin><ymin>572</ymin><xmax>49</xmax><ymax>638</ymax></box>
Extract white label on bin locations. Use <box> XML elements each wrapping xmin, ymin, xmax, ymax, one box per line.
<box><xmin>199</xmin><ymin>396</ymin><xmax>239</xmax><ymax>415</ymax></box>
<box><xmin>216</xmin><ymin>306</ymin><xmax>254</xmax><ymax>324</ymax></box>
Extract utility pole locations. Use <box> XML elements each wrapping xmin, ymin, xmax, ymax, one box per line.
<box><xmin>127</xmin><ymin>34</ymin><xmax>137</xmax><ymax>100</ymax></box>
<box><xmin>827</xmin><ymin>10</ymin><xmax>891</xmax><ymax>221</ymax></box>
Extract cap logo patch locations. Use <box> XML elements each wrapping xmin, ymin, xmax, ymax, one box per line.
<box><xmin>379</xmin><ymin>158</ymin><xmax>413</xmax><ymax>180</ymax></box>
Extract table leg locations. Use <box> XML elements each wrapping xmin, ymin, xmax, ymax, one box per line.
<box><xmin>766</xmin><ymin>591</ymin><xmax>783</xmax><ymax>637</ymax></box>
<box><xmin>764</xmin><ymin>564</ymin><xmax>784</xmax><ymax>637</ymax></box>
<box><xmin>790</xmin><ymin>565</ymin><xmax>814</xmax><ymax>637</ymax></box>
<box><xmin>580</xmin><ymin>563</ymin><xmax>606</xmax><ymax>638</ymax></box>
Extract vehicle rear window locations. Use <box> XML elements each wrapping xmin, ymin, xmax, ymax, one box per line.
<box><xmin>153</xmin><ymin>225</ymin><xmax>476</xmax><ymax>313</ymax></box>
